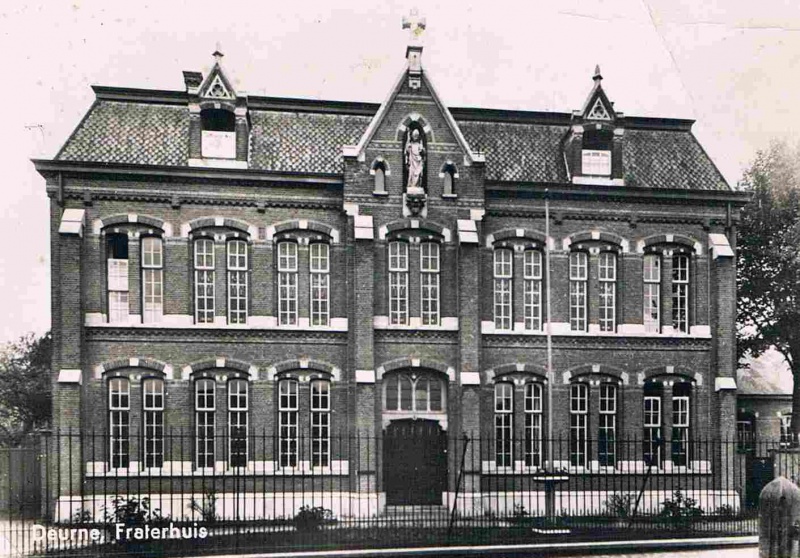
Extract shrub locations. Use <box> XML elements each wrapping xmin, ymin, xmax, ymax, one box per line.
<box><xmin>189</xmin><ymin>491</ymin><xmax>218</xmax><ymax>523</ymax></box>
<box><xmin>604</xmin><ymin>494</ymin><xmax>634</xmax><ymax>518</ymax></box>
<box><xmin>71</xmin><ymin>508</ymin><xmax>93</xmax><ymax>524</ymax></box>
<box><xmin>104</xmin><ymin>497</ymin><xmax>166</xmax><ymax>526</ymax></box>
<box><xmin>715</xmin><ymin>504</ymin><xmax>737</xmax><ymax>519</ymax></box>
<box><xmin>659</xmin><ymin>491</ymin><xmax>702</xmax><ymax>528</ymax></box>
<box><xmin>293</xmin><ymin>506</ymin><xmax>334</xmax><ymax>532</ymax></box>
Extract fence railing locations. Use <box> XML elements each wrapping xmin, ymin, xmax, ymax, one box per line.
<box><xmin>1</xmin><ymin>431</ymin><xmax>791</xmax><ymax>556</ymax></box>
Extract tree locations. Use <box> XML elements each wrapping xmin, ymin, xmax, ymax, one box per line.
<box><xmin>0</xmin><ymin>331</ymin><xmax>52</xmax><ymax>445</ymax></box>
<box><xmin>737</xmin><ymin>141</ymin><xmax>800</xmax><ymax>438</ymax></box>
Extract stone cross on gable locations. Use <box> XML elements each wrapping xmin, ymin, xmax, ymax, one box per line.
<box><xmin>402</xmin><ymin>9</ymin><xmax>426</xmax><ymax>42</ymax></box>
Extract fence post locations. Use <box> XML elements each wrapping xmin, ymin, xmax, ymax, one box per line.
<box><xmin>759</xmin><ymin>476</ymin><xmax>800</xmax><ymax>558</ymax></box>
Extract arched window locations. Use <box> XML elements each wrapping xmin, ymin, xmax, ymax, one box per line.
<box><xmin>384</xmin><ymin>372</ymin><xmax>445</xmax><ymax>412</ymax></box>
<box><xmin>523</xmin><ymin>250</ymin><xmax>543</xmax><ymax>331</ymax></box>
<box><xmin>278</xmin><ymin>242</ymin><xmax>299</xmax><ymax>326</ymax></box>
<box><xmin>494</xmin><ymin>383</ymin><xmax>513</xmax><ymax>467</ymax></box>
<box><xmin>279</xmin><ymin>379</ymin><xmax>299</xmax><ymax>467</ymax></box>
<box><xmin>493</xmin><ymin>248</ymin><xmax>513</xmax><ymax>331</ymax></box>
<box><xmin>388</xmin><ymin>241</ymin><xmax>409</xmax><ymax>325</ymax></box>
<box><xmin>310</xmin><ymin>243</ymin><xmax>330</xmax><ymax>327</ymax></box>
<box><xmin>141</xmin><ymin>237</ymin><xmax>163</xmax><ymax>324</ymax></box>
<box><xmin>194</xmin><ymin>238</ymin><xmax>215</xmax><ymax>324</ymax></box>
<box><xmin>442</xmin><ymin>163</ymin><xmax>457</xmax><ymax>196</ymax></box>
<box><xmin>569</xmin><ymin>251</ymin><xmax>588</xmax><ymax>331</ymax></box>
<box><xmin>598</xmin><ymin>383</ymin><xmax>618</xmax><ymax>466</ymax></box>
<box><xmin>227</xmin><ymin>239</ymin><xmax>248</xmax><ymax>324</ymax></box>
<box><xmin>108</xmin><ymin>378</ymin><xmax>130</xmax><ymax>469</ymax></box>
<box><xmin>142</xmin><ymin>378</ymin><xmax>164</xmax><ymax>468</ymax></box>
<box><xmin>570</xmin><ymin>383</ymin><xmax>589</xmax><ymax>467</ymax></box>
<box><xmin>373</xmin><ymin>161</ymin><xmax>387</xmax><ymax>194</ymax></box>
<box><xmin>107</xmin><ymin>233</ymin><xmax>130</xmax><ymax>324</ymax></box>
<box><xmin>201</xmin><ymin>108</ymin><xmax>236</xmax><ymax>159</ymax></box>
<box><xmin>195</xmin><ymin>379</ymin><xmax>215</xmax><ymax>468</ymax></box>
<box><xmin>672</xmin><ymin>254</ymin><xmax>690</xmax><ymax>333</ymax></box>
<box><xmin>524</xmin><ymin>383</ymin><xmax>543</xmax><ymax>467</ymax></box>
<box><xmin>420</xmin><ymin>242</ymin><xmax>440</xmax><ymax>326</ymax></box>
<box><xmin>310</xmin><ymin>380</ymin><xmax>331</xmax><ymax>467</ymax></box>
<box><xmin>643</xmin><ymin>381</ymin><xmax>663</xmax><ymax>466</ymax></box>
<box><xmin>228</xmin><ymin>379</ymin><xmax>248</xmax><ymax>467</ymax></box>
<box><xmin>643</xmin><ymin>254</ymin><xmax>661</xmax><ymax>333</ymax></box>
<box><xmin>672</xmin><ymin>382</ymin><xmax>691</xmax><ymax>466</ymax></box>
<box><xmin>598</xmin><ymin>251</ymin><xmax>616</xmax><ymax>332</ymax></box>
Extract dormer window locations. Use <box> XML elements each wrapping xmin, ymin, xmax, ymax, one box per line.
<box><xmin>581</xmin><ymin>129</ymin><xmax>612</xmax><ymax>176</ymax></box>
<box><xmin>201</xmin><ymin>108</ymin><xmax>236</xmax><ymax>159</ymax></box>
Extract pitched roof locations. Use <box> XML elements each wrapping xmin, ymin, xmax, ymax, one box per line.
<box><xmin>55</xmin><ymin>94</ymin><xmax>730</xmax><ymax>191</ymax></box>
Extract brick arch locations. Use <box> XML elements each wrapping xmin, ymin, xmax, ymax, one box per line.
<box><xmin>379</xmin><ymin>219</ymin><xmax>451</xmax><ymax>243</ymax></box>
<box><xmin>267</xmin><ymin>219</ymin><xmax>340</xmax><ymax>244</ymax></box>
<box><xmin>486</xmin><ymin>228</ymin><xmax>552</xmax><ymax>249</ymax></box>
<box><xmin>94</xmin><ymin>357</ymin><xmax>173</xmax><ymax>380</ymax></box>
<box><xmin>636</xmin><ymin>234</ymin><xmax>702</xmax><ymax>256</ymax></box>
<box><xmin>377</xmin><ymin>357</ymin><xmax>455</xmax><ymax>382</ymax></box>
<box><xmin>370</xmin><ymin>156</ymin><xmax>392</xmax><ymax>176</ymax></box>
<box><xmin>438</xmin><ymin>160</ymin><xmax>459</xmax><ymax>178</ymax></box>
<box><xmin>93</xmin><ymin>213</ymin><xmax>173</xmax><ymax>237</ymax></box>
<box><xmin>562</xmin><ymin>230</ymin><xmax>629</xmax><ymax>253</ymax></box>
<box><xmin>638</xmin><ymin>365</ymin><xmax>700</xmax><ymax>386</ymax></box>
<box><xmin>394</xmin><ymin>113</ymin><xmax>435</xmax><ymax>143</ymax></box>
<box><xmin>266</xmin><ymin>358</ymin><xmax>341</xmax><ymax>382</ymax></box>
<box><xmin>484</xmin><ymin>363</ymin><xmax>547</xmax><ymax>384</ymax></box>
<box><xmin>181</xmin><ymin>357</ymin><xmax>259</xmax><ymax>380</ymax></box>
<box><xmin>562</xmin><ymin>364</ymin><xmax>629</xmax><ymax>385</ymax></box>
<box><xmin>181</xmin><ymin>216</ymin><xmax>257</xmax><ymax>239</ymax></box>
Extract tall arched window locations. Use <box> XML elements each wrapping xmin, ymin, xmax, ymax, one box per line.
<box><xmin>598</xmin><ymin>383</ymin><xmax>617</xmax><ymax>466</ymax></box>
<box><xmin>142</xmin><ymin>378</ymin><xmax>164</xmax><ymax>468</ymax></box>
<box><xmin>523</xmin><ymin>250</ymin><xmax>543</xmax><ymax>331</ymax></box>
<box><xmin>228</xmin><ymin>379</ymin><xmax>248</xmax><ymax>468</ymax></box>
<box><xmin>278</xmin><ymin>242</ymin><xmax>299</xmax><ymax>326</ymax></box>
<box><xmin>141</xmin><ymin>237</ymin><xmax>163</xmax><ymax>324</ymax></box>
<box><xmin>194</xmin><ymin>238</ymin><xmax>215</xmax><ymax>324</ymax></box>
<box><xmin>195</xmin><ymin>379</ymin><xmax>215</xmax><ymax>468</ymax></box>
<box><xmin>598</xmin><ymin>251</ymin><xmax>616</xmax><ymax>332</ymax></box>
<box><xmin>672</xmin><ymin>254</ymin><xmax>690</xmax><ymax>332</ymax></box>
<box><xmin>107</xmin><ymin>233</ymin><xmax>130</xmax><ymax>324</ymax></box>
<box><xmin>494</xmin><ymin>383</ymin><xmax>513</xmax><ymax>467</ymax></box>
<box><xmin>310</xmin><ymin>243</ymin><xmax>330</xmax><ymax>327</ymax></box>
<box><xmin>420</xmin><ymin>242</ymin><xmax>440</xmax><ymax>326</ymax></box>
<box><xmin>643</xmin><ymin>254</ymin><xmax>661</xmax><ymax>333</ymax></box>
<box><xmin>441</xmin><ymin>163</ymin><xmax>457</xmax><ymax>196</ymax></box>
<box><xmin>672</xmin><ymin>382</ymin><xmax>691</xmax><ymax>466</ymax></box>
<box><xmin>279</xmin><ymin>379</ymin><xmax>299</xmax><ymax>467</ymax></box>
<box><xmin>524</xmin><ymin>383</ymin><xmax>543</xmax><ymax>467</ymax></box>
<box><xmin>108</xmin><ymin>378</ymin><xmax>130</xmax><ymax>469</ymax></box>
<box><xmin>570</xmin><ymin>383</ymin><xmax>589</xmax><ymax>467</ymax></box>
<box><xmin>569</xmin><ymin>252</ymin><xmax>588</xmax><ymax>332</ymax></box>
<box><xmin>373</xmin><ymin>161</ymin><xmax>387</xmax><ymax>194</ymax></box>
<box><xmin>643</xmin><ymin>381</ymin><xmax>663</xmax><ymax>466</ymax></box>
<box><xmin>389</xmin><ymin>241</ymin><xmax>409</xmax><ymax>325</ymax></box>
<box><xmin>384</xmin><ymin>372</ymin><xmax>445</xmax><ymax>412</ymax></box>
<box><xmin>493</xmin><ymin>248</ymin><xmax>513</xmax><ymax>331</ymax></box>
<box><xmin>227</xmin><ymin>239</ymin><xmax>248</xmax><ymax>324</ymax></box>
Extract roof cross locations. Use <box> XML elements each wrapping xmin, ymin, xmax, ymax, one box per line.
<box><xmin>402</xmin><ymin>9</ymin><xmax>427</xmax><ymax>42</ymax></box>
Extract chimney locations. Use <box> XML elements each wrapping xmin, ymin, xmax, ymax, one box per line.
<box><xmin>183</xmin><ymin>71</ymin><xmax>203</xmax><ymax>93</ymax></box>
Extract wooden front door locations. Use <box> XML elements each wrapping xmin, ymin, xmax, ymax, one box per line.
<box><xmin>383</xmin><ymin>420</ymin><xmax>447</xmax><ymax>505</ymax></box>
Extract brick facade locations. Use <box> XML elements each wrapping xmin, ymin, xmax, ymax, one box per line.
<box><xmin>35</xmin><ymin>43</ymin><xmax>750</xmax><ymax>519</ymax></box>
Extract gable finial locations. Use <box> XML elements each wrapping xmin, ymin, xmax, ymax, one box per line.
<box><xmin>593</xmin><ymin>64</ymin><xmax>603</xmax><ymax>82</ymax></box>
<box><xmin>212</xmin><ymin>43</ymin><xmax>224</xmax><ymax>64</ymax></box>
<box><xmin>402</xmin><ymin>8</ymin><xmax>427</xmax><ymax>43</ymax></box>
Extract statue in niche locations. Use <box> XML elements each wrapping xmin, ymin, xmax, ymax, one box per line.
<box><xmin>404</xmin><ymin>128</ymin><xmax>426</xmax><ymax>193</ymax></box>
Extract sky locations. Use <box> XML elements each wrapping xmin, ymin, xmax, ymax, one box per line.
<box><xmin>1</xmin><ymin>0</ymin><xmax>799</xmax><ymax>343</ymax></box>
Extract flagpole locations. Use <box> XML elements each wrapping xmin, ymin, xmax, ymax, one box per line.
<box><xmin>545</xmin><ymin>190</ymin><xmax>553</xmax><ymax>472</ymax></box>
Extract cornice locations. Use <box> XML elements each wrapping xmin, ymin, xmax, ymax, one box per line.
<box><xmin>485</xmin><ymin>207</ymin><xmax>726</xmax><ymax>227</ymax></box>
<box><xmin>482</xmin><ymin>335</ymin><xmax>712</xmax><ymax>351</ymax></box>
<box><xmin>85</xmin><ymin>327</ymin><xmax>348</xmax><ymax>344</ymax></box>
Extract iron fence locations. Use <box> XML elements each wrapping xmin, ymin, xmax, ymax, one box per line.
<box><xmin>0</xmin><ymin>431</ymin><xmax>790</xmax><ymax>556</ymax></box>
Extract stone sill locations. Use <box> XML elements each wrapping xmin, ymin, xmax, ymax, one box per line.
<box><xmin>481</xmin><ymin>460</ymin><xmax>711</xmax><ymax>475</ymax></box>
<box><xmin>481</xmin><ymin>321</ymin><xmax>711</xmax><ymax>339</ymax></box>
<box><xmin>85</xmin><ymin>313</ymin><xmax>348</xmax><ymax>332</ymax></box>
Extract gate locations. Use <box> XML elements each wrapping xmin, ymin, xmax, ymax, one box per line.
<box><xmin>747</xmin><ymin>454</ymin><xmax>775</xmax><ymax>509</ymax></box>
<box><xmin>383</xmin><ymin>419</ymin><xmax>447</xmax><ymax>505</ymax></box>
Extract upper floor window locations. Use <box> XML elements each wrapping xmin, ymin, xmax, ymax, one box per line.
<box><xmin>372</xmin><ymin>160</ymin><xmax>387</xmax><ymax>194</ymax></box>
<box><xmin>108</xmin><ymin>377</ymin><xmax>130</xmax><ymax>469</ymax></box>
<box><xmin>493</xmin><ymin>248</ymin><xmax>513</xmax><ymax>331</ymax></box>
<box><xmin>194</xmin><ymin>238</ymin><xmax>215</xmax><ymax>324</ymax></box>
<box><xmin>310</xmin><ymin>243</ymin><xmax>330</xmax><ymax>327</ymax></box>
<box><xmin>142</xmin><ymin>378</ymin><xmax>164</xmax><ymax>468</ymax></box>
<box><xmin>569</xmin><ymin>252</ymin><xmax>588</xmax><ymax>331</ymax></box>
<box><xmin>227</xmin><ymin>239</ymin><xmax>248</xmax><ymax>325</ymax></box>
<box><xmin>581</xmin><ymin>150</ymin><xmax>611</xmax><ymax>176</ymax></box>
<box><xmin>598</xmin><ymin>252</ymin><xmax>616</xmax><ymax>332</ymax></box>
<box><xmin>201</xmin><ymin>109</ymin><xmax>236</xmax><ymax>159</ymax></box>
<box><xmin>278</xmin><ymin>242</ymin><xmax>299</xmax><ymax>326</ymax></box>
<box><xmin>442</xmin><ymin>163</ymin><xmax>456</xmax><ymax>196</ymax></box>
<box><xmin>420</xmin><ymin>242</ymin><xmax>440</xmax><ymax>326</ymax></box>
<box><xmin>523</xmin><ymin>250</ymin><xmax>543</xmax><ymax>331</ymax></box>
<box><xmin>643</xmin><ymin>254</ymin><xmax>661</xmax><ymax>333</ymax></box>
<box><xmin>389</xmin><ymin>241</ymin><xmax>409</xmax><ymax>325</ymax></box>
<box><xmin>141</xmin><ymin>237</ymin><xmax>163</xmax><ymax>324</ymax></box>
<box><xmin>672</xmin><ymin>255</ymin><xmax>690</xmax><ymax>333</ymax></box>
<box><xmin>107</xmin><ymin>233</ymin><xmax>129</xmax><ymax>324</ymax></box>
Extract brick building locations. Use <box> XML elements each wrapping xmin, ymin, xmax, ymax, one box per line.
<box><xmin>35</xmin><ymin>27</ymin><xmax>750</xmax><ymax>520</ymax></box>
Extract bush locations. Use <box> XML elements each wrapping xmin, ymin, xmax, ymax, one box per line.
<box><xmin>189</xmin><ymin>491</ymin><xmax>218</xmax><ymax>523</ymax></box>
<box><xmin>604</xmin><ymin>494</ymin><xmax>634</xmax><ymax>518</ymax></box>
<box><xmin>659</xmin><ymin>491</ymin><xmax>702</xmax><ymax>528</ymax></box>
<box><xmin>104</xmin><ymin>497</ymin><xmax>166</xmax><ymax>526</ymax></box>
<box><xmin>715</xmin><ymin>504</ymin><xmax>737</xmax><ymax>519</ymax></box>
<box><xmin>293</xmin><ymin>506</ymin><xmax>334</xmax><ymax>532</ymax></box>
